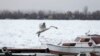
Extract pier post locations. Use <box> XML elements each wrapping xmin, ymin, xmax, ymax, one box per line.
<box><xmin>1</xmin><ymin>47</ymin><xmax>12</xmax><ymax>56</ymax></box>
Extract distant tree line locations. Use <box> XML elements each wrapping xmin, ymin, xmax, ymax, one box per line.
<box><xmin>0</xmin><ymin>10</ymin><xmax>100</xmax><ymax>20</ymax></box>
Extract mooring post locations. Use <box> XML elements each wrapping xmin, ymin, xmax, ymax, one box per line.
<box><xmin>1</xmin><ymin>47</ymin><xmax>12</xmax><ymax>56</ymax></box>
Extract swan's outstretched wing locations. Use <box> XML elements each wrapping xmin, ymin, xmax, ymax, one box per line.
<box><xmin>39</xmin><ymin>22</ymin><xmax>46</xmax><ymax>30</ymax></box>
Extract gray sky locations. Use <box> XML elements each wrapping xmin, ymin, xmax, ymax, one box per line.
<box><xmin>0</xmin><ymin>0</ymin><xmax>100</xmax><ymax>12</ymax></box>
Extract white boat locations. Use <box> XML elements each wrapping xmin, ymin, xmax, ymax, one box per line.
<box><xmin>47</xmin><ymin>34</ymin><xmax>100</xmax><ymax>56</ymax></box>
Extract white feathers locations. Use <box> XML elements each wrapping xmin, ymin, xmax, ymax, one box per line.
<box><xmin>36</xmin><ymin>22</ymin><xmax>58</xmax><ymax>37</ymax></box>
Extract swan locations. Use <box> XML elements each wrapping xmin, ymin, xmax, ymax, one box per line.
<box><xmin>36</xmin><ymin>22</ymin><xmax>58</xmax><ymax>37</ymax></box>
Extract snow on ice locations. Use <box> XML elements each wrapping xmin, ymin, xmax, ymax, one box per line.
<box><xmin>0</xmin><ymin>20</ymin><xmax>100</xmax><ymax>48</ymax></box>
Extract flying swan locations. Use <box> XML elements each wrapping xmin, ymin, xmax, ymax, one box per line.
<box><xmin>36</xmin><ymin>22</ymin><xmax>58</xmax><ymax>37</ymax></box>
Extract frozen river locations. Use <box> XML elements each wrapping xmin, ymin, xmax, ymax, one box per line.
<box><xmin>0</xmin><ymin>20</ymin><xmax>100</xmax><ymax>48</ymax></box>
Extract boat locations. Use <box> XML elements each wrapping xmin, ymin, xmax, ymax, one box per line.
<box><xmin>47</xmin><ymin>34</ymin><xmax>100</xmax><ymax>56</ymax></box>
